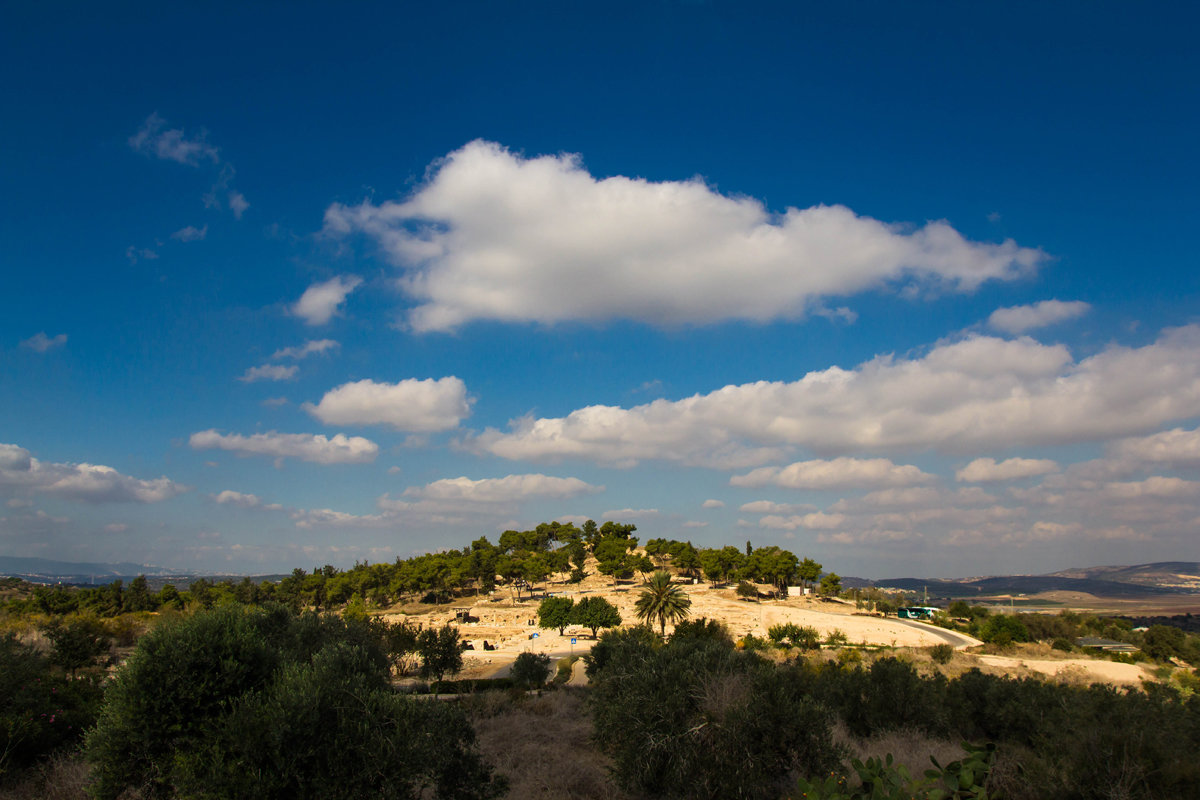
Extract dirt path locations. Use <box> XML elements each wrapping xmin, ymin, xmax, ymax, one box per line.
<box><xmin>974</xmin><ymin>654</ymin><xmax>1153</xmax><ymax>686</ymax></box>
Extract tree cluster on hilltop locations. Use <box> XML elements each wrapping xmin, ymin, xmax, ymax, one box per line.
<box><xmin>2</xmin><ymin>521</ymin><xmax>837</xmax><ymax>620</ymax></box>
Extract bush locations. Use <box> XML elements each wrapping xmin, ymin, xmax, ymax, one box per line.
<box><xmin>929</xmin><ymin>644</ymin><xmax>954</xmax><ymax>665</ymax></box>
<box><xmin>977</xmin><ymin>614</ymin><xmax>1029</xmax><ymax>647</ymax></box>
<box><xmin>510</xmin><ymin>652</ymin><xmax>551</xmax><ymax>689</ymax></box>
<box><xmin>825</xmin><ymin>628</ymin><xmax>849</xmax><ymax>647</ymax></box>
<box><xmin>584</xmin><ymin>625</ymin><xmax>661</xmax><ymax>679</ymax></box>
<box><xmin>767</xmin><ymin>622</ymin><xmax>820</xmax><ymax>649</ymax></box>
<box><xmin>671</xmin><ymin>617</ymin><xmax>731</xmax><ymax>644</ymax></box>
<box><xmin>589</xmin><ymin>634</ymin><xmax>840</xmax><ymax>799</ymax></box>
<box><xmin>796</xmin><ymin>742</ymin><xmax>999</xmax><ymax>799</ymax></box>
<box><xmin>0</xmin><ymin>633</ymin><xmax>102</xmax><ymax>782</ymax></box>
<box><xmin>85</xmin><ymin>604</ymin><xmax>501</xmax><ymax>800</ymax></box>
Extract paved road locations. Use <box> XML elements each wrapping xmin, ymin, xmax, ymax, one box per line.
<box><xmin>890</xmin><ymin>618</ymin><xmax>981</xmax><ymax>649</ymax></box>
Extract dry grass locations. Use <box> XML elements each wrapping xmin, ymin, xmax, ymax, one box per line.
<box><xmin>832</xmin><ymin>723</ymin><xmax>967</xmax><ymax>781</ymax></box>
<box><xmin>466</xmin><ymin>688</ymin><xmax>630</xmax><ymax>800</ymax></box>
<box><xmin>0</xmin><ymin>754</ymin><xmax>90</xmax><ymax>800</ymax></box>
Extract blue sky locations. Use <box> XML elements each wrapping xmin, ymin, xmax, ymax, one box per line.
<box><xmin>3</xmin><ymin>2</ymin><xmax>1199</xmax><ymax>577</ymax></box>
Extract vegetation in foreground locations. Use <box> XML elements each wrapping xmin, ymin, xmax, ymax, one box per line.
<box><xmin>3</xmin><ymin>516</ymin><xmax>1200</xmax><ymax>799</ymax></box>
<box><xmin>84</xmin><ymin>603</ymin><xmax>501</xmax><ymax>800</ymax></box>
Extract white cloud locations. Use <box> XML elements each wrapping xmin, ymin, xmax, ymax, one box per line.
<box><xmin>731</xmin><ymin>458</ymin><xmax>934</xmax><ymax>490</ymax></box>
<box><xmin>291</xmin><ymin>275</ymin><xmax>362</xmax><ymax>325</ymax></box>
<box><xmin>228</xmin><ymin>191</ymin><xmax>249</xmax><ymax>219</ymax></box>
<box><xmin>125</xmin><ymin>246</ymin><xmax>159</xmax><ymax>264</ymax></box>
<box><xmin>104</xmin><ymin>523</ymin><xmax>129</xmax><ymax>533</ymax></box>
<box><xmin>739</xmin><ymin>500</ymin><xmax>815</xmax><ymax>514</ymax></box>
<box><xmin>1110</xmin><ymin>426</ymin><xmax>1200</xmax><ymax>466</ymax></box>
<box><xmin>956</xmin><ymin>457</ymin><xmax>1059</xmax><ymax>482</ymax></box>
<box><xmin>305</xmin><ymin>377</ymin><xmax>471</xmax><ymax>432</ymax></box>
<box><xmin>212</xmin><ymin>490</ymin><xmax>262</xmax><ymax>508</ymax></box>
<box><xmin>189</xmin><ymin>430</ymin><xmax>379</xmax><ymax>464</ymax></box>
<box><xmin>262</xmin><ymin>396</ymin><xmax>289</xmax><ymax>408</ymax></box>
<box><xmin>701</xmin><ymin>498</ymin><xmax>725</xmax><ymax>509</ymax></box>
<box><xmin>290</xmin><ymin>507</ymin><xmax>390</xmax><ymax>529</ymax></box>
<box><xmin>401</xmin><ymin>473</ymin><xmax>602</xmax><ymax>504</ymax></box>
<box><xmin>21</xmin><ymin>332</ymin><xmax>67</xmax><ymax>353</ymax></box>
<box><xmin>272</xmin><ymin>339</ymin><xmax>339</xmax><ymax>360</ymax></box>
<box><xmin>601</xmin><ymin>508</ymin><xmax>659</xmax><ymax>519</ymax></box>
<box><xmin>1103</xmin><ymin>477</ymin><xmax>1200</xmax><ymax>500</ymax></box>
<box><xmin>129</xmin><ymin>113</ymin><xmax>220</xmax><ymax>165</ymax></box>
<box><xmin>813</xmin><ymin>306</ymin><xmax>858</xmax><ymax>324</ymax></box>
<box><xmin>0</xmin><ymin>443</ymin><xmax>187</xmax><ymax>504</ymax></box>
<box><xmin>239</xmin><ymin>364</ymin><xmax>298</xmax><ymax>383</ymax></box>
<box><xmin>323</xmin><ymin>140</ymin><xmax>1045</xmax><ymax>332</ymax></box>
<box><xmin>759</xmin><ymin>512</ymin><xmax>846</xmax><ymax>530</ymax></box>
<box><xmin>988</xmin><ymin>300</ymin><xmax>1090</xmax><ymax>334</ymax></box>
<box><xmin>170</xmin><ymin>224</ymin><xmax>208</xmax><ymax>242</ymax></box>
<box><xmin>473</xmin><ymin>326</ymin><xmax>1200</xmax><ymax>466</ymax></box>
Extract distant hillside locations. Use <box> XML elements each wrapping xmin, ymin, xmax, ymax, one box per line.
<box><xmin>1048</xmin><ymin>562</ymin><xmax>1200</xmax><ymax>591</ymax></box>
<box><xmin>0</xmin><ymin>555</ymin><xmax>192</xmax><ymax>585</ymax></box>
<box><xmin>862</xmin><ymin>562</ymin><xmax>1200</xmax><ymax>597</ymax></box>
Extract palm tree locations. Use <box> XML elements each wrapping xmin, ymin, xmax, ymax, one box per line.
<box><xmin>635</xmin><ymin>571</ymin><xmax>692</xmax><ymax>635</ymax></box>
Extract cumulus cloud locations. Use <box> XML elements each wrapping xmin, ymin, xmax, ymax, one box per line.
<box><xmin>602</xmin><ymin>508</ymin><xmax>659</xmax><ymax>519</ymax></box>
<box><xmin>758</xmin><ymin>512</ymin><xmax>846</xmax><ymax>530</ymax></box>
<box><xmin>305</xmin><ymin>377</ymin><xmax>471</xmax><ymax>432</ymax></box>
<box><xmin>170</xmin><ymin>224</ymin><xmax>208</xmax><ymax>242</ymax></box>
<box><xmin>189</xmin><ymin>430</ymin><xmax>379</xmax><ymax>464</ymax></box>
<box><xmin>956</xmin><ymin>457</ymin><xmax>1060</xmax><ymax>482</ymax></box>
<box><xmin>1103</xmin><ymin>477</ymin><xmax>1200</xmax><ymax>500</ymax></box>
<box><xmin>129</xmin><ymin>113</ymin><xmax>219</xmax><ymax>165</ymax></box>
<box><xmin>21</xmin><ymin>332</ymin><xmax>67</xmax><ymax>353</ymax></box>
<box><xmin>291</xmin><ymin>275</ymin><xmax>362</xmax><ymax>325</ymax></box>
<box><xmin>401</xmin><ymin>474</ymin><xmax>602</xmax><ymax>504</ymax></box>
<box><xmin>228</xmin><ymin>191</ymin><xmax>249</xmax><ymax>219</ymax></box>
<box><xmin>0</xmin><ymin>443</ymin><xmax>187</xmax><ymax>504</ymax></box>
<box><xmin>239</xmin><ymin>364</ymin><xmax>298</xmax><ymax>383</ymax></box>
<box><xmin>213</xmin><ymin>490</ymin><xmax>261</xmax><ymax>508</ymax></box>
<box><xmin>125</xmin><ymin>246</ymin><xmax>159</xmax><ymax>264</ymax></box>
<box><xmin>1110</xmin><ymin>426</ymin><xmax>1200</xmax><ymax>466</ymax></box>
<box><xmin>213</xmin><ymin>490</ymin><xmax>284</xmax><ymax>511</ymax></box>
<box><xmin>272</xmin><ymin>339</ymin><xmax>339</xmax><ymax>360</ymax></box>
<box><xmin>701</xmin><ymin>498</ymin><xmax>725</xmax><ymax>509</ymax></box>
<box><xmin>322</xmin><ymin>140</ymin><xmax>1045</xmax><ymax>332</ymax></box>
<box><xmin>473</xmin><ymin>326</ymin><xmax>1200</xmax><ymax>467</ymax></box>
<box><xmin>731</xmin><ymin>457</ymin><xmax>934</xmax><ymax>490</ymax></box>
<box><xmin>739</xmin><ymin>500</ymin><xmax>816</xmax><ymax>514</ymax></box>
<box><xmin>988</xmin><ymin>300</ymin><xmax>1090</xmax><ymax>334</ymax></box>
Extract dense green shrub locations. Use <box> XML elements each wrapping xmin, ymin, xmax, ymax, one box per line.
<box><xmin>671</xmin><ymin>616</ymin><xmax>731</xmax><ymax>644</ymax></box>
<box><xmin>929</xmin><ymin>643</ymin><xmax>954</xmax><ymax>664</ymax></box>
<box><xmin>85</xmin><ymin>604</ymin><xmax>500</xmax><ymax>800</ymax></box>
<box><xmin>584</xmin><ymin>624</ymin><xmax>662</xmax><ymax>679</ymax></box>
<box><xmin>0</xmin><ymin>633</ymin><xmax>102</xmax><ymax>782</ymax></box>
<box><xmin>589</xmin><ymin>631</ymin><xmax>840</xmax><ymax>798</ymax></box>
<box><xmin>767</xmin><ymin>622</ymin><xmax>820</xmax><ymax>649</ymax></box>
<box><xmin>510</xmin><ymin>651</ymin><xmax>551</xmax><ymax>689</ymax></box>
<box><xmin>795</xmin><ymin>743</ymin><xmax>999</xmax><ymax>800</ymax></box>
<box><xmin>975</xmin><ymin>614</ymin><xmax>1030</xmax><ymax>646</ymax></box>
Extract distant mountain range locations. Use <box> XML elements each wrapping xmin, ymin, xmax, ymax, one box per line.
<box><xmin>0</xmin><ymin>555</ymin><xmax>194</xmax><ymax>586</ymax></box>
<box><xmin>851</xmin><ymin>562</ymin><xmax>1200</xmax><ymax>597</ymax></box>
